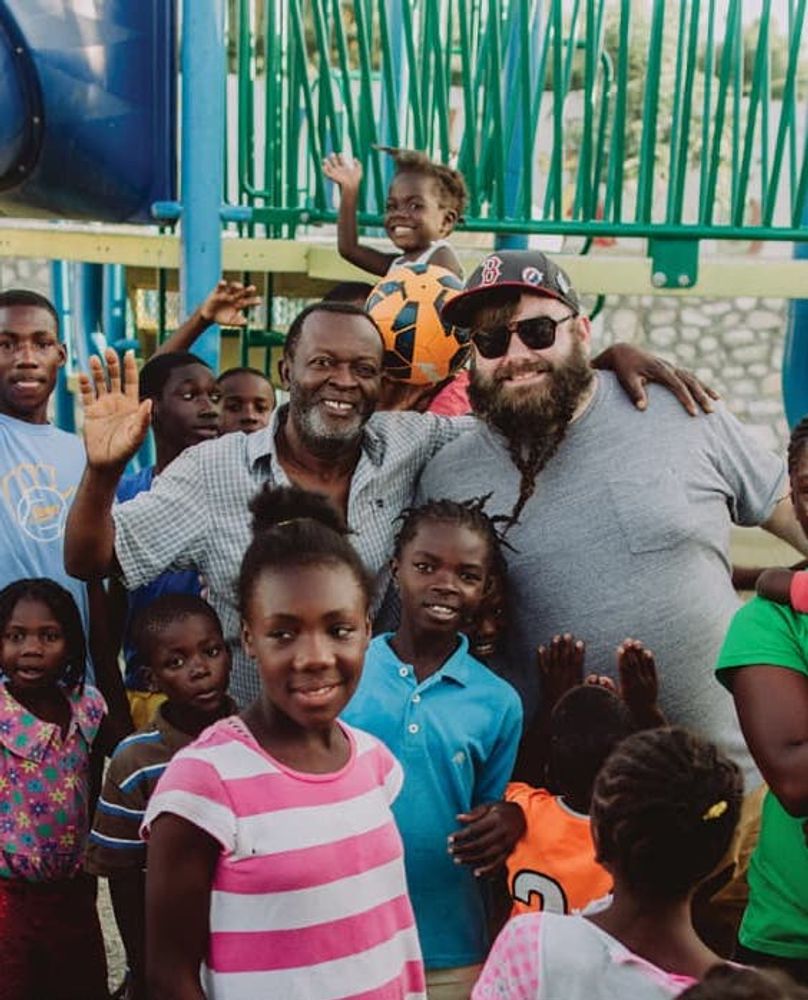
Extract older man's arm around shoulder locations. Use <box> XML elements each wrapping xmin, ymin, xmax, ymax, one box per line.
<box><xmin>65</xmin><ymin>349</ymin><xmax>152</xmax><ymax>579</ymax></box>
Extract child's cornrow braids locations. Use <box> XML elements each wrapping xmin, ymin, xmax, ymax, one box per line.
<box><xmin>380</xmin><ymin>147</ymin><xmax>468</xmax><ymax>220</ymax></box>
<box><xmin>590</xmin><ymin>727</ymin><xmax>743</xmax><ymax>899</ymax></box>
<box><xmin>0</xmin><ymin>578</ymin><xmax>87</xmax><ymax>691</ymax></box>
<box><xmin>788</xmin><ymin>415</ymin><xmax>808</xmax><ymax>474</ymax></box>
<box><xmin>393</xmin><ymin>495</ymin><xmax>510</xmax><ymax>567</ymax></box>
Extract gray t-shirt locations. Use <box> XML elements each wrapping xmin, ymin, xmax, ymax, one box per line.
<box><xmin>417</xmin><ymin>372</ymin><xmax>786</xmax><ymax>788</ymax></box>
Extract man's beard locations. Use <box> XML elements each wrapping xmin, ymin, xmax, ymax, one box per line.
<box><xmin>288</xmin><ymin>385</ymin><xmax>371</xmax><ymax>458</ymax></box>
<box><xmin>468</xmin><ymin>340</ymin><xmax>593</xmax><ymax>526</ymax></box>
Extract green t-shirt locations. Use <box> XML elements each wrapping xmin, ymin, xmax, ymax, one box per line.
<box><xmin>716</xmin><ymin>595</ymin><xmax>808</xmax><ymax>958</ymax></box>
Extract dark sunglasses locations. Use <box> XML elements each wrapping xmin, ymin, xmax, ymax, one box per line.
<box><xmin>471</xmin><ymin>312</ymin><xmax>578</xmax><ymax>360</ymax></box>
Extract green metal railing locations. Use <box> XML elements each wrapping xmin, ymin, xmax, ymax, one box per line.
<box><xmin>228</xmin><ymin>0</ymin><xmax>808</xmax><ymax>286</ymax></box>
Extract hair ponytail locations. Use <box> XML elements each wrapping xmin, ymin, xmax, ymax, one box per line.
<box><xmin>238</xmin><ymin>486</ymin><xmax>374</xmax><ymax>615</ymax></box>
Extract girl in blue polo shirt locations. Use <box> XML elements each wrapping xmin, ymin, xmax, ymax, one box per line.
<box><xmin>343</xmin><ymin>498</ymin><xmax>524</xmax><ymax>996</ymax></box>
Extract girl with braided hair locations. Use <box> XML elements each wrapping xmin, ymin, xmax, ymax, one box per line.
<box><xmin>343</xmin><ymin>497</ymin><xmax>523</xmax><ymax>997</ymax></box>
<box><xmin>473</xmin><ymin>727</ymin><xmax>743</xmax><ymax>999</ymax></box>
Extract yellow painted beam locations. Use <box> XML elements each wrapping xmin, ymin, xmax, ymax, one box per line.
<box><xmin>2</xmin><ymin>224</ymin><xmax>808</xmax><ymax>298</ymax></box>
<box><xmin>0</xmin><ymin>226</ymin><xmax>179</xmax><ymax>267</ymax></box>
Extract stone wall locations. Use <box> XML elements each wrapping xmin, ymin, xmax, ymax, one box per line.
<box><xmin>0</xmin><ymin>257</ymin><xmax>50</xmax><ymax>296</ymax></box>
<box><xmin>594</xmin><ymin>294</ymin><xmax>790</xmax><ymax>454</ymax></box>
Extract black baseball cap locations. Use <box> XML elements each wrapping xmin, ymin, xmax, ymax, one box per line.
<box><xmin>441</xmin><ymin>250</ymin><xmax>581</xmax><ymax>327</ymax></box>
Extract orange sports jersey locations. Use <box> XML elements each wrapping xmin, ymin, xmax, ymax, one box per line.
<box><xmin>505</xmin><ymin>782</ymin><xmax>612</xmax><ymax>916</ymax></box>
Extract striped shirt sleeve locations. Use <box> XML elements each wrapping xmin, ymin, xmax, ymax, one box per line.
<box><xmin>142</xmin><ymin>749</ymin><xmax>237</xmax><ymax>853</ymax></box>
<box><xmin>86</xmin><ymin>744</ymin><xmax>151</xmax><ymax>874</ymax></box>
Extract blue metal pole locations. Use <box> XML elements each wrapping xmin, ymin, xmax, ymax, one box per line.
<box><xmin>380</xmin><ymin>0</ymin><xmax>405</xmax><ymax>172</ymax></box>
<box><xmin>50</xmin><ymin>261</ymin><xmax>75</xmax><ymax>433</ymax></box>
<box><xmin>179</xmin><ymin>0</ymin><xmax>226</xmax><ymax>369</ymax></box>
<box><xmin>782</xmin><ymin>196</ymin><xmax>808</xmax><ymax>428</ymax></box>
<box><xmin>102</xmin><ymin>264</ymin><xmax>126</xmax><ymax>346</ymax></box>
<box><xmin>495</xmin><ymin>1</ymin><xmax>541</xmax><ymax>251</ymax></box>
<box><xmin>73</xmin><ymin>262</ymin><xmax>103</xmax><ymax>372</ymax></box>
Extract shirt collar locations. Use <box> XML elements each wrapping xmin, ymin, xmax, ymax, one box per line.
<box><xmin>381</xmin><ymin>632</ymin><xmax>472</xmax><ymax>687</ymax></box>
<box><xmin>246</xmin><ymin>405</ymin><xmax>386</xmax><ymax>470</ymax></box>
<box><xmin>0</xmin><ymin>682</ymin><xmax>99</xmax><ymax>761</ymax></box>
<box><xmin>152</xmin><ymin>697</ymin><xmax>239</xmax><ymax>753</ymax></box>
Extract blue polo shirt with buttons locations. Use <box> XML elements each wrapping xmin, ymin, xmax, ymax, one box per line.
<box><xmin>342</xmin><ymin>632</ymin><xmax>523</xmax><ymax>969</ymax></box>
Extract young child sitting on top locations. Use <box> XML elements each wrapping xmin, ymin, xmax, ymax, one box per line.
<box><xmin>474</xmin><ymin>727</ymin><xmax>745</xmax><ymax>998</ymax></box>
<box><xmin>342</xmin><ymin>497</ymin><xmax>523</xmax><ymax>997</ymax></box>
<box><xmin>323</xmin><ymin>147</ymin><xmax>466</xmax><ymax>277</ymax></box>
<box><xmin>86</xmin><ymin>594</ymin><xmax>236</xmax><ymax>1000</ymax></box>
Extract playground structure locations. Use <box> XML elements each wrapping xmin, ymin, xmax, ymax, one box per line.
<box><xmin>0</xmin><ymin>0</ymin><xmax>807</xmax><ymax>424</ymax></box>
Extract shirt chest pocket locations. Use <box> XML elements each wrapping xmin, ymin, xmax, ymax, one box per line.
<box><xmin>607</xmin><ymin>469</ymin><xmax>694</xmax><ymax>555</ymax></box>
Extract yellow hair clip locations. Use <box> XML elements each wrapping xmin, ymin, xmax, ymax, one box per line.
<box><xmin>702</xmin><ymin>800</ymin><xmax>728</xmax><ymax>822</ymax></box>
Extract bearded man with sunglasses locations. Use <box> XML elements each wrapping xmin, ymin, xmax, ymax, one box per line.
<box><xmin>418</xmin><ymin>250</ymin><xmax>807</xmax><ymax>795</ymax></box>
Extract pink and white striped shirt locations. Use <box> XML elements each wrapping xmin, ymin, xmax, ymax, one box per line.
<box><xmin>143</xmin><ymin>716</ymin><xmax>425</xmax><ymax>1000</ymax></box>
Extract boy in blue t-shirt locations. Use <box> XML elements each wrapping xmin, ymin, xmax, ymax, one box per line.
<box><xmin>343</xmin><ymin>498</ymin><xmax>523</xmax><ymax>994</ymax></box>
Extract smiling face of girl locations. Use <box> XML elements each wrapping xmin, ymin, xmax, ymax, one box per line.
<box><xmin>241</xmin><ymin>562</ymin><xmax>371</xmax><ymax>735</ymax></box>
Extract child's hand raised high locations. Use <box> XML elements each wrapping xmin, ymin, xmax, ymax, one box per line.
<box><xmin>617</xmin><ymin>638</ymin><xmax>667</xmax><ymax>729</ymax></box>
<box><xmin>538</xmin><ymin>633</ymin><xmax>586</xmax><ymax>715</ymax></box>
<box><xmin>199</xmin><ymin>280</ymin><xmax>261</xmax><ymax>328</ymax></box>
<box><xmin>448</xmin><ymin>801</ymin><xmax>526</xmax><ymax>877</ymax></box>
<box><xmin>323</xmin><ymin>152</ymin><xmax>363</xmax><ymax>192</ymax></box>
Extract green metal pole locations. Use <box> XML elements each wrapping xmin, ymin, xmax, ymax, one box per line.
<box><xmin>763</xmin><ymin>0</ymin><xmax>807</xmax><ymax>224</ymax></box>
<box><xmin>605</xmin><ymin>0</ymin><xmax>630</xmax><ymax>223</ymax></box>
<box><xmin>635</xmin><ymin>0</ymin><xmax>665</xmax><ymax>223</ymax></box>
<box><xmin>733</xmin><ymin>0</ymin><xmax>771</xmax><ymax>227</ymax></box>
<box><xmin>665</xmin><ymin>0</ymin><xmax>690</xmax><ymax>223</ymax></box>
<box><xmin>701</xmin><ymin>0</ymin><xmax>740</xmax><ymax>226</ymax></box>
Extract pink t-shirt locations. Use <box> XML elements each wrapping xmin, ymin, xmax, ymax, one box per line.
<box><xmin>143</xmin><ymin>716</ymin><xmax>425</xmax><ymax>999</ymax></box>
<box><xmin>427</xmin><ymin>370</ymin><xmax>471</xmax><ymax>416</ymax></box>
<box><xmin>472</xmin><ymin>913</ymin><xmax>696</xmax><ymax>1000</ymax></box>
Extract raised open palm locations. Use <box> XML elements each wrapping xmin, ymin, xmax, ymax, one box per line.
<box><xmin>322</xmin><ymin>152</ymin><xmax>363</xmax><ymax>191</ymax></box>
<box><xmin>202</xmin><ymin>280</ymin><xmax>261</xmax><ymax>328</ymax></box>
<box><xmin>78</xmin><ymin>349</ymin><xmax>152</xmax><ymax>470</ymax></box>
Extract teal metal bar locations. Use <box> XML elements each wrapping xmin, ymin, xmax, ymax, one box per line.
<box><xmin>604</xmin><ymin>0</ymin><xmax>630</xmax><ymax>222</ymax></box>
<box><xmin>635</xmin><ymin>0</ymin><xmax>665</xmax><ymax>223</ymax></box>
<box><xmin>763</xmin><ymin>0</ymin><xmax>808</xmax><ymax>225</ymax></box>
<box><xmin>665</xmin><ymin>0</ymin><xmax>690</xmax><ymax>223</ymax></box>
<box><xmin>733</xmin><ymin>1</ymin><xmax>771</xmax><ymax>227</ymax></box>
<box><xmin>697</xmin><ymin>0</ymin><xmax>716</xmax><ymax>222</ymax></box>
<box><xmin>701</xmin><ymin>0</ymin><xmax>740</xmax><ymax>226</ymax></box>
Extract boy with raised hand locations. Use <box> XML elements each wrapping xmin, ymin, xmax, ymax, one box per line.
<box><xmin>0</xmin><ymin>289</ymin><xmax>127</xmax><ymax>723</ymax></box>
<box><xmin>153</xmin><ymin>279</ymin><xmax>262</xmax><ymax>357</ymax></box>
<box><xmin>110</xmin><ymin>351</ymin><xmax>221</xmax><ymax>727</ymax></box>
<box><xmin>86</xmin><ymin>594</ymin><xmax>235</xmax><ymax>1000</ymax></box>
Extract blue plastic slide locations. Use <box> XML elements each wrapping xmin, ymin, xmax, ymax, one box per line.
<box><xmin>0</xmin><ymin>0</ymin><xmax>175</xmax><ymax>223</ymax></box>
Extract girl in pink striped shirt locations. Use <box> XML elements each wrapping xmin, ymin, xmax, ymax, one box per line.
<box><xmin>143</xmin><ymin>486</ymin><xmax>426</xmax><ymax>1000</ymax></box>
